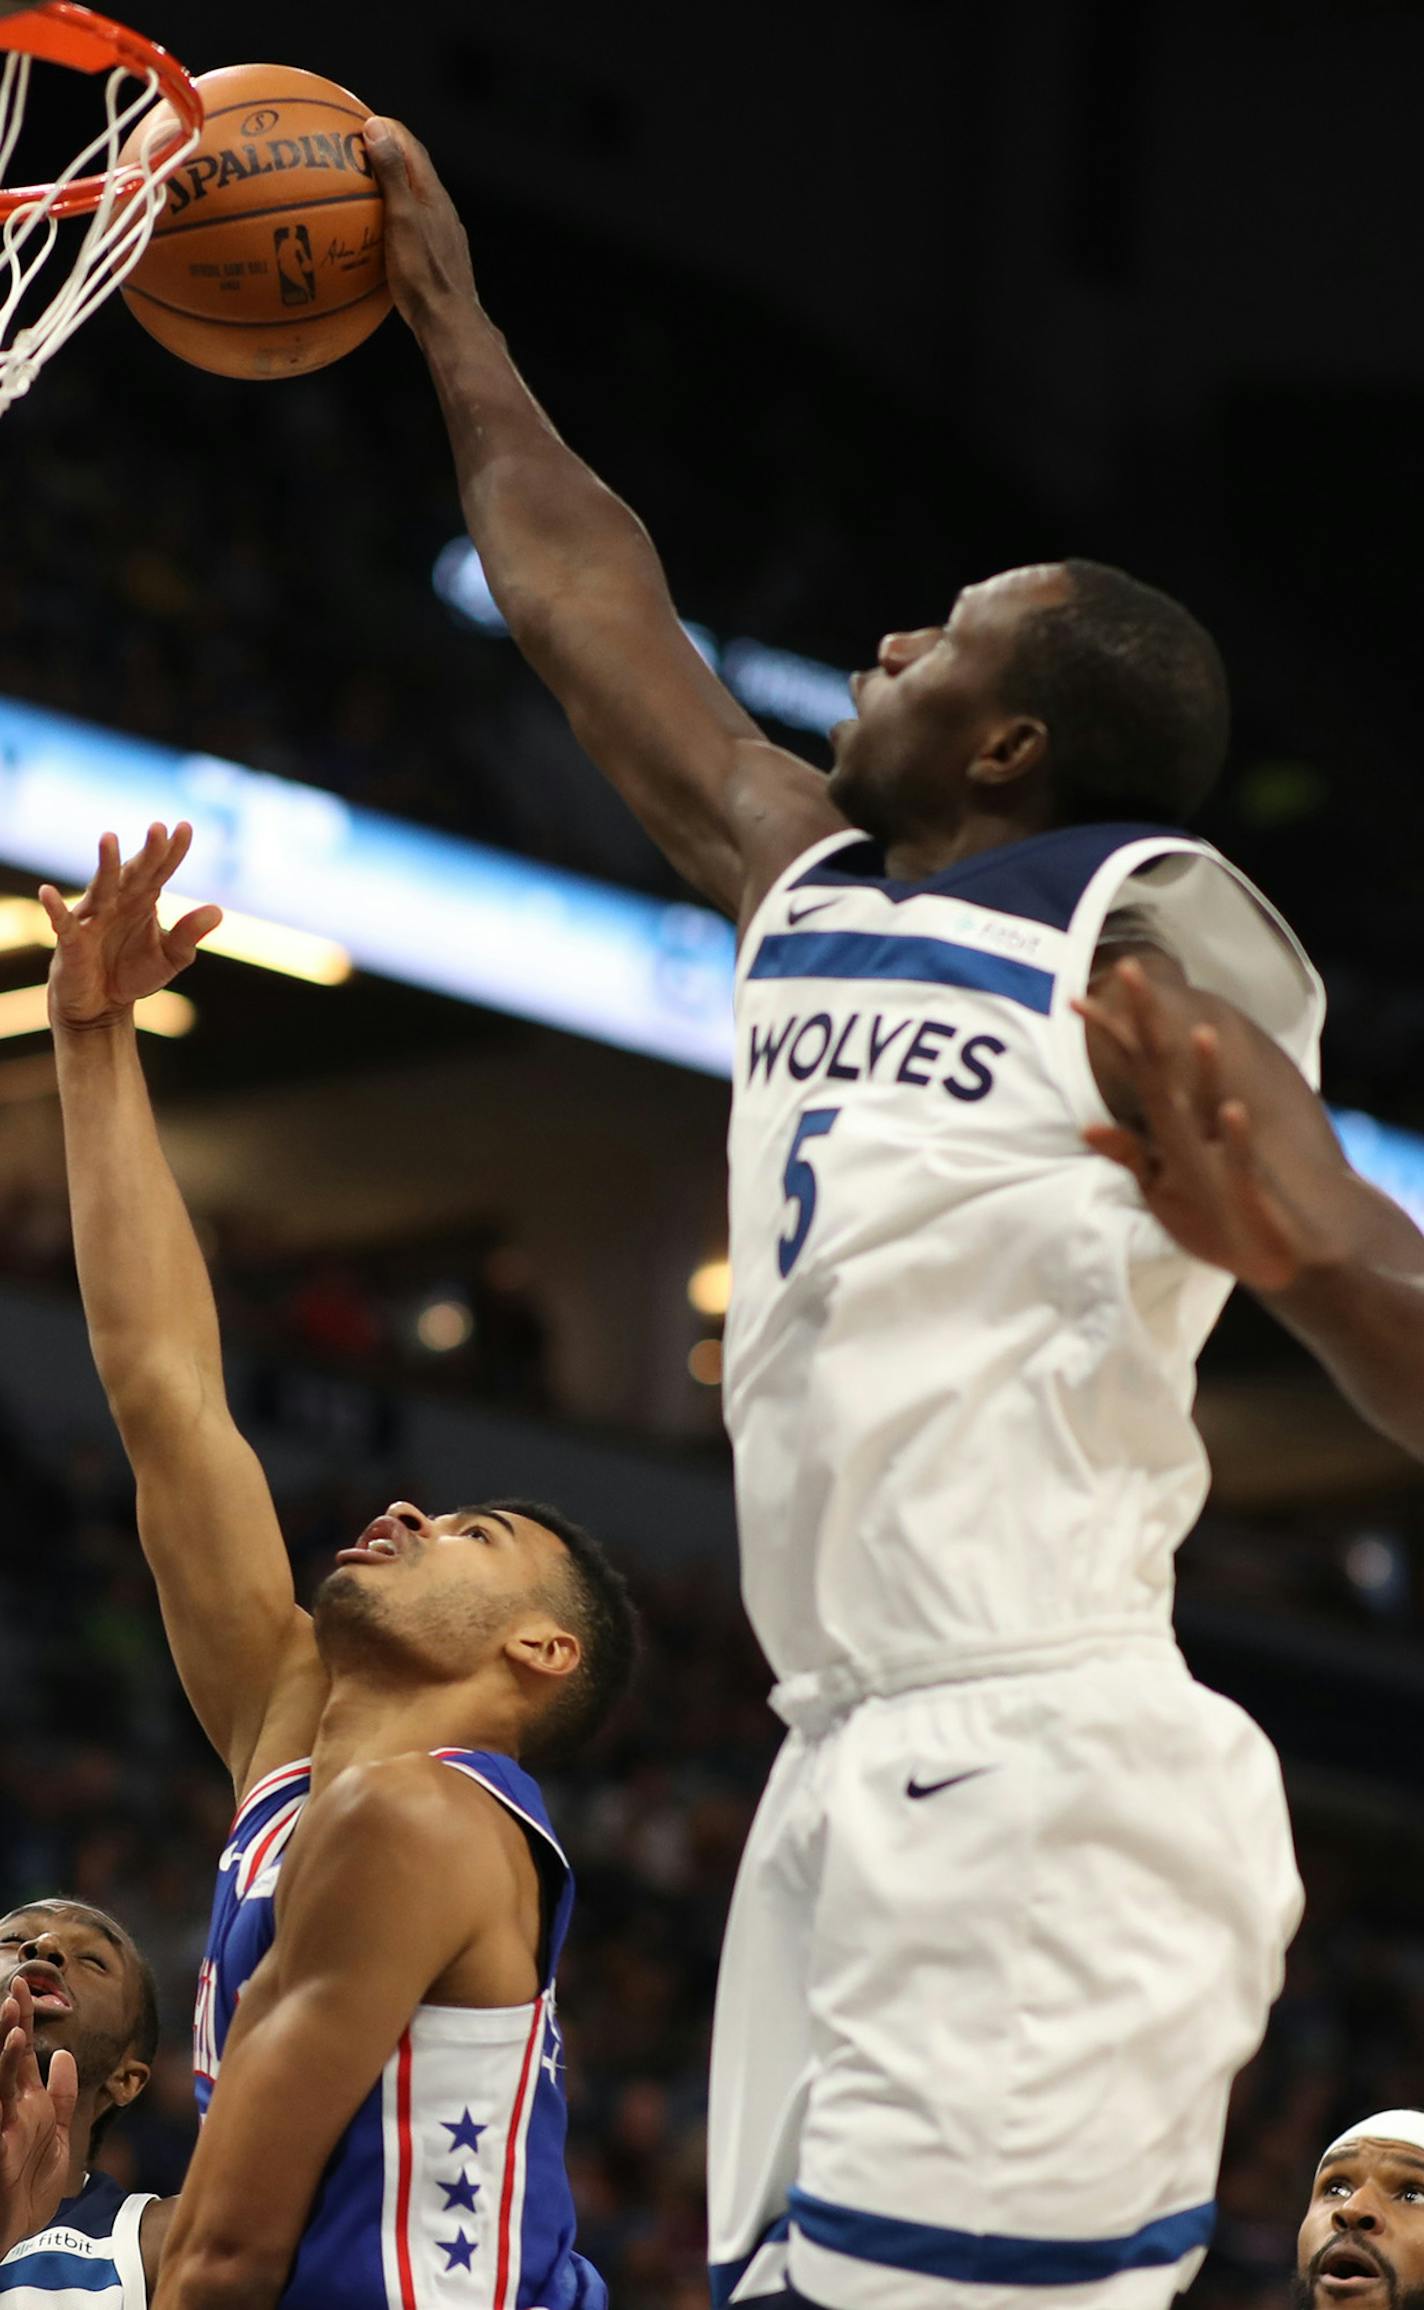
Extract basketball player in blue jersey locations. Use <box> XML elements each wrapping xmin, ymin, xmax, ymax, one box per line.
<box><xmin>44</xmin><ymin>826</ymin><xmax>633</xmax><ymax>2310</ymax></box>
<box><xmin>364</xmin><ymin>120</ymin><xmax>1424</xmax><ymax>2310</ymax></box>
<box><xmin>0</xmin><ymin>1901</ymin><xmax>165</xmax><ymax>2302</ymax></box>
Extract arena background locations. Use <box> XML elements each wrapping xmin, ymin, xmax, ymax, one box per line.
<box><xmin>2</xmin><ymin>3</ymin><xmax>1424</xmax><ymax>2303</ymax></box>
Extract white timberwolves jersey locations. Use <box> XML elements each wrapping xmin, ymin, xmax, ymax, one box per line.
<box><xmin>724</xmin><ymin>822</ymin><xmax>1324</xmax><ymax>1692</ymax></box>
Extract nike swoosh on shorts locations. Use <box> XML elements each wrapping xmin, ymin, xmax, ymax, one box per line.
<box><xmin>904</xmin><ymin>1766</ymin><xmax>995</xmax><ymax>1800</ymax></box>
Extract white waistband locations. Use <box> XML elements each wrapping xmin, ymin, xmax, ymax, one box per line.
<box><xmin>769</xmin><ymin>1623</ymin><xmax>1180</xmax><ymax>1736</ymax></box>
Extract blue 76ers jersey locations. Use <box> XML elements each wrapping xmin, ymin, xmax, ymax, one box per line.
<box><xmin>725</xmin><ymin>822</ymin><xmax>1325</xmax><ymax>1694</ymax></box>
<box><xmin>195</xmin><ymin>1751</ymin><xmax>605</xmax><ymax>2310</ymax></box>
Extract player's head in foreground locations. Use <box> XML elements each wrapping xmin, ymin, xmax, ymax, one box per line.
<box><xmin>827</xmin><ymin>558</ymin><xmax>1229</xmax><ymax>847</ymax></box>
<box><xmin>315</xmin><ymin>1496</ymin><xmax>637</xmax><ymax>1768</ymax></box>
<box><xmin>0</xmin><ymin>1897</ymin><xmax>157</xmax><ymax>2154</ymax></box>
<box><xmin>1295</xmin><ymin>2111</ymin><xmax>1424</xmax><ymax>2310</ymax></box>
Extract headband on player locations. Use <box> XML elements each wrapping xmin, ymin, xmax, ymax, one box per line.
<box><xmin>1321</xmin><ymin>2111</ymin><xmax>1424</xmax><ymax>2165</ymax></box>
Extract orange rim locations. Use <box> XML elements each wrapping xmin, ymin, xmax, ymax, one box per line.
<box><xmin>0</xmin><ymin>2</ymin><xmax>201</xmax><ymax>218</ymax></box>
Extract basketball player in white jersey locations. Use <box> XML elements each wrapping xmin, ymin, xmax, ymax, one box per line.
<box><xmin>365</xmin><ymin>120</ymin><xmax>1424</xmax><ymax>2310</ymax></box>
<box><xmin>1297</xmin><ymin>2111</ymin><xmax>1424</xmax><ymax>2310</ymax></box>
<box><xmin>45</xmin><ymin>826</ymin><xmax>632</xmax><ymax>2309</ymax></box>
<box><xmin>0</xmin><ymin>1900</ymin><xmax>165</xmax><ymax>2303</ymax></box>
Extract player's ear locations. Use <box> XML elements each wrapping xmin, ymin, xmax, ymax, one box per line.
<box><xmin>968</xmin><ymin>713</ymin><xmax>1048</xmax><ymax>789</ymax></box>
<box><xmin>505</xmin><ymin>1625</ymin><xmax>581</xmax><ymax>1684</ymax></box>
<box><xmin>99</xmin><ymin>2052</ymin><xmax>150</xmax><ymax>2114</ymax></box>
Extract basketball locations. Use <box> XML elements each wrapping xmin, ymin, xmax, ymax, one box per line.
<box><xmin>118</xmin><ymin>63</ymin><xmax>391</xmax><ymax>381</ymax></box>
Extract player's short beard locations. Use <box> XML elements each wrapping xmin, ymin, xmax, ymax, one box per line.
<box><xmin>1291</xmin><ymin>2262</ymin><xmax>1424</xmax><ymax>2310</ymax></box>
<box><xmin>36</xmin><ymin>2015</ymin><xmax>129</xmax><ymax>2100</ymax></box>
<box><xmin>312</xmin><ymin>1566</ymin><xmax>507</xmax><ymax>1681</ymax></box>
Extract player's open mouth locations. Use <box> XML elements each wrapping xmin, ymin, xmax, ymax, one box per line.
<box><xmin>1316</xmin><ymin>2242</ymin><xmax>1389</xmax><ymax>2296</ymax></box>
<box><xmin>16</xmin><ymin>1965</ymin><xmax>71</xmax><ymax>2013</ymax></box>
<box><xmin>335</xmin><ymin>1514</ymin><xmax>410</xmax><ymax>1568</ymax></box>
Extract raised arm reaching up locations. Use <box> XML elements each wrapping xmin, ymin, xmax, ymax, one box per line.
<box><xmin>364</xmin><ymin>120</ymin><xmax>844</xmax><ymax>928</ymax></box>
<box><xmin>48</xmin><ymin>825</ymin><xmax>327</xmax><ymax>1796</ymax></box>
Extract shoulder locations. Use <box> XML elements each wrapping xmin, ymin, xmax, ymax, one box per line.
<box><xmin>295</xmin><ymin>1755</ymin><xmax>527</xmax><ymax>1878</ymax></box>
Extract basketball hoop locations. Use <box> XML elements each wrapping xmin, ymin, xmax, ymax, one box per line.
<box><xmin>0</xmin><ymin>3</ymin><xmax>201</xmax><ymax>411</ymax></box>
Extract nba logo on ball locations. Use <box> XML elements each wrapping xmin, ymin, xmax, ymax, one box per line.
<box><xmin>119</xmin><ymin>63</ymin><xmax>392</xmax><ymax>379</ymax></box>
<box><xmin>274</xmin><ymin>226</ymin><xmax>318</xmax><ymax>306</ymax></box>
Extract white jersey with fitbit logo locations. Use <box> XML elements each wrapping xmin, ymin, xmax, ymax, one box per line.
<box><xmin>0</xmin><ymin>2175</ymin><xmax>153</xmax><ymax>2309</ymax></box>
<box><xmin>724</xmin><ymin>819</ymin><xmax>1324</xmax><ymax>1700</ymax></box>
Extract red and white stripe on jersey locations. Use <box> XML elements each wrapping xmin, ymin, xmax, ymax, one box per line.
<box><xmin>492</xmin><ymin>1996</ymin><xmax>547</xmax><ymax>2308</ymax></box>
<box><xmin>377</xmin><ymin>1995</ymin><xmax>557</xmax><ymax>2309</ymax></box>
<box><xmin>193</xmin><ymin>1956</ymin><xmax>217</xmax><ymax>2089</ymax></box>
<box><xmin>230</xmin><ymin>1758</ymin><xmax>311</xmax><ymax>1836</ymax></box>
<box><xmin>235</xmin><ymin>1794</ymin><xmax>304</xmax><ymax>1900</ymax></box>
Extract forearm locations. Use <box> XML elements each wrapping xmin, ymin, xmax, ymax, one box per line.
<box><xmin>154</xmin><ymin>2001</ymin><xmax>359</xmax><ymax>2310</ymax></box>
<box><xmin>53</xmin><ymin>1016</ymin><xmax>224</xmax><ymax>1425</ymax></box>
<box><xmin>417</xmin><ymin>296</ymin><xmax>668</xmax><ymax>646</ymax></box>
<box><xmin>1262</xmin><ymin>1174</ymin><xmax>1424</xmax><ymax>1459</ymax></box>
<box><xmin>151</xmin><ymin>2246</ymin><xmax>284</xmax><ymax>2310</ymax></box>
<box><xmin>370</xmin><ymin>129</ymin><xmax>830</xmax><ymax>912</ymax></box>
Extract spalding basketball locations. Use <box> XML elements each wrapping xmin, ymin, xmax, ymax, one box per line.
<box><xmin>119</xmin><ymin>63</ymin><xmax>392</xmax><ymax>380</ymax></box>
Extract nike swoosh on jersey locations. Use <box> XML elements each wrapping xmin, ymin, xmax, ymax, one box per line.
<box><xmin>786</xmin><ymin>896</ymin><xmax>839</xmax><ymax>924</ymax></box>
<box><xmin>905</xmin><ymin>1766</ymin><xmax>994</xmax><ymax>1800</ymax></box>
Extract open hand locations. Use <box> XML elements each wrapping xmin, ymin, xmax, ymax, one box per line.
<box><xmin>1074</xmin><ymin>957</ymin><xmax>1340</xmax><ymax>1295</ymax></box>
<box><xmin>44</xmin><ymin>823</ymin><xmax>223</xmax><ymax>1033</ymax></box>
<box><xmin>0</xmin><ymin>1977</ymin><xmax>77</xmax><ymax>2254</ymax></box>
<box><xmin>362</xmin><ymin>118</ymin><xmax>479</xmax><ymax>331</ymax></box>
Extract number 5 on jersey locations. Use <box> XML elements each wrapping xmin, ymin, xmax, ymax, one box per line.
<box><xmin>779</xmin><ymin>1107</ymin><xmax>840</xmax><ymax>1278</ymax></box>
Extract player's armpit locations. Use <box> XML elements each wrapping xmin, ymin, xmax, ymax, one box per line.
<box><xmin>536</xmin><ymin>582</ymin><xmax>846</xmax><ymax>925</ymax></box>
<box><xmin>152</xmin><ymin>1758</ymin><xmax>528</xmax><ymax>2310</ymax></box>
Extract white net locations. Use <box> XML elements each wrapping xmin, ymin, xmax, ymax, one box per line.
<box><xmin>0</xmin><ymin>41</ymin><xmax>198</xmax><ymax>413</ymax></box>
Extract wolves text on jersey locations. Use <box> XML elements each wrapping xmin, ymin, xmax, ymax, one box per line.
<box><xmin>744</xmin><ymin>1007</ymin><xmax>1007</xmax><ymax>1100</ymax></box>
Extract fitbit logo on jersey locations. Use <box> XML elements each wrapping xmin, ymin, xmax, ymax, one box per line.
<box><xmin>746</xmin><ymin>1009</ymin><xmax>1005</xmax><ymax>1100</ymax></box>
<box><xmin>164</xmin><ymin>133</ymin><xmax>375</xmax><ymax>213</ymax></box>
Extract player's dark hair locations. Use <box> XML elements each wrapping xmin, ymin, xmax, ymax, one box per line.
<box><xmin>1000</xmin><ymin>559</ymin><xmax>1229</xmax><ymax>824</ymax></box>
<box><xmin>481</xmin><ymin>1498</ymin><xmax>639</xmax><ymax>1769</ymax></box>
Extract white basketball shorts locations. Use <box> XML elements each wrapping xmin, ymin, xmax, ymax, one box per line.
<box><xmin>707</xmin><ymin>1641</ymin><xmax>1301</xmax><ymax>2310</ymax></box>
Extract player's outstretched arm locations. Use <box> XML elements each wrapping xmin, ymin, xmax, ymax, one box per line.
<box><xmin>1077</xmin><ymin>955</ymin><xmax>1424</xmax><ymax>1460</ymax></box>
<box><xmin>152</xmin><ymin>1757</ymin><xmax>528</xmax><ymax>2310</ymax></box>
<box><xmin>0</xmin><ymin>1978</ymin><xmax>78</xmax><ymax>2255</ymax></box>
<box><xmin>49</xmin><ymin>826</ymin><xmax>325</xmax><ymax>1797</ymax></box>
<box><xmin>365</xmin><ymin>119</ymin><xmax>844</xmax><ymax>929</ymax></box>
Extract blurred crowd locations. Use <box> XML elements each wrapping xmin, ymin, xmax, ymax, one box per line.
<box><xmin>0</xmin><ymin>1178</ymin><xmax>553</xmax><ymax>1409</ymax></box>
<box><xmin>0</xmin><ymin>1368</ymin><xmax>1422</xmax><ymax>2310</ymax></box>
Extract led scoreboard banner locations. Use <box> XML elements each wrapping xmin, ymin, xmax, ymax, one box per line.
<box><xmin>0</xmin><ymin>693</ymin><xmax>736</xmax><ymax>1076</ymax></box>
<box><xmin>2</xmin><ymin>688</ymin><xmax>1422</xmax><ymax>1235</ymax></box>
